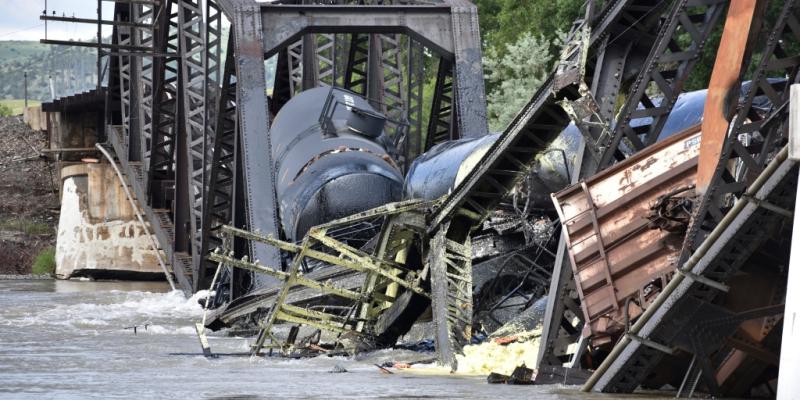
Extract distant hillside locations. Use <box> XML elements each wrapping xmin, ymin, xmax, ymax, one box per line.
<box><xmin>0</xmin><ymin>39</ymin><xmax>278</xmax><ymax>104</ymax></box>
<box><xmin>0</xmin><ymin>41</ymin><xmax>97</xmax><ymax>102</ymax></box>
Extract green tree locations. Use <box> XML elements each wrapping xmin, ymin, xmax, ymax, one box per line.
<box><xmin>475</xmin><ymin>0</ymin><xmax>583</xmax><ymax>57</ymax></box>
<box><xmin>0</xmin><ymin>103</ymin><xmax>13</xmax><ymax>117</ymax></box>
<box><xmin>472</xmin><ymin>0</ymin><xmax>583</xmax><ymax>130</ymax></box>
<box><xmin>483</xmin><ymin>32</ymin><xmax>564</xmax><ymax>131</ymax></box>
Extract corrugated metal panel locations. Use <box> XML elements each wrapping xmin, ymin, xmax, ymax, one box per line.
<box><xmin>552</xmin><ymin>124</ymin><xmax>702</xmax><ymax>345</ymax></box>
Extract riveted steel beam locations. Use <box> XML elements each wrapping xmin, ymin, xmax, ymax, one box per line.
<box><xmin>259</xmin><ymin>1</ymin><xmax>488</xmax><ymax>139</ymax></box>
<box><xmin>587</xmin><ymin>0</ymin><xmax>800</xmax><ymax>392</ymax></box>
<box><xmin>218</xmin><ymin>0</ymin><xmax>283</xmax><ymax>287</ymax></box>
<box><xmin>176</xmin><ymin>0</ymin><xmax>209</xmax><ymax>289</ymax></box>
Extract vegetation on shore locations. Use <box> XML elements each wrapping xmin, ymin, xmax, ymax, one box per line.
<box><xmin>0</xmin><ymin>99</ymin><xmax>42</xmax><ymax>116</ymax></box>
<box><xmin>0</xmin><ymin>218</ymin><xmax>55</xmax><ymax>274</ymax></box>
<box><xmin>0</xmin><ymin>218</ymin><xmax>53</xmax><ymax>236</ymax></box>
<box><xmin>31</xmin><ymin>247</ymin><xmax>56</xmax><ymax>275</ymax></box>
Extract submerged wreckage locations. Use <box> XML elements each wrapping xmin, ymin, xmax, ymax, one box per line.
<box><xmin>41</xmin><ymin>0</ymin><xmax>800</xmax><ymax>396</ymax></box>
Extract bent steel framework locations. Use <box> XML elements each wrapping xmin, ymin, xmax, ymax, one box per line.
<box><xmin>56</xmin><ymin>0</ymin><xmax>490</xmax><ymax>299</ymax></box>
<box><xmin>44</xmin><ymin>0</ymin><xmax>800</xmax><ymax>392</ymax></box>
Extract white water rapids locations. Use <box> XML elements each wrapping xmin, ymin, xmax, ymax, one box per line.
<box><xmin>0</xmin><ymin>279</ymin><xmax>647</xmax><ymax>399</ymax></box>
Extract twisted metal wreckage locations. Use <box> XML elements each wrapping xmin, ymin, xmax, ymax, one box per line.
<box><xmin>44</xmin><ymin>0</ymin><xmax>800</xmax><ymax>396</ymax></box>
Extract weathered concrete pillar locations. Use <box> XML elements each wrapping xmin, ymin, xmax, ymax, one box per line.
<box><xmin>23</xmin><ymin>106</ymin><xmax>46</xmax><ymax>132</ymax></box>
<box><xmin>55</xmin><ymin>163</ymin><xmax>163</xmax><ymax>280</ymax></box>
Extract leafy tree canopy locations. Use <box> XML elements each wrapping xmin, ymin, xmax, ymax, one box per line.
<box><xmin>475</xmin><ymin>0</ymin><xmax>583</xmax><ymax>57</ymax></box>
<box><xmin>474</xmin><ymin>0</ymin><xmax>582</xmax><ymax>129</ymax></box>
<box><xmin>484</xmin><ymin>32</ymin><xmax>564</xmax><ymax>131</ymax></box>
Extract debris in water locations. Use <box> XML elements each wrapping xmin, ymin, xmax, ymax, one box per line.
<box><xmin>374</xmin><ymin>364</ymin><xmax>394</xmax><ymax>374</ymax></box>
<box><xmin>507</xmin><ymin>364</ymin><xmax>534</xmax><ymax>385</ymax></box>
<box><xmin>492</xmin><ymin>336</ymin><xmax>518</xmax><ymax>345</ymax></box>
<box><xmin>532</xmin><ymin>366</ymin><xmax>591</xmax><ymax>385</ymax></box>
<box><xmin>395</xmin><ymin>339</ymin><xmax>435</xmax><ymax>352</ymax></box>
<box><xmin>456</xmin><ymin>331</ymin><xmax>540</xmax><ymax>376</ymax></box>
<box><xmin>487</xmin><ymin>372</ymin><xmax>510</xmax><ymax>384</ymax></box>
<box><xmin>487</xmin><ymin>364</ymin><xmax>533</xmax><ymax>385</ymax></box>
<box><xmin>329</xmin><ymin>364</ymin><xmax>348</xmax><ymax>373</ymax></box>
<box><xmin>375</xmin><ymin>357</ymin><xmax>436</xmax><ymax>371</ymax></box>
<box><xmin>456</xmin><ymin>300</ymin><xmax>544</xmax><ymax>376</ymax></box>
<box><xmin>124</xmin><ymin>323</ymin><xmax>150</xmax><ymax>335</ymax></box>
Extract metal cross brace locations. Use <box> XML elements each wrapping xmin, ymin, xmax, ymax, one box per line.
<box><xmin>210</xmin><ymin>199</ymin><xmax>435</xmax><ymax>356</ymax></box>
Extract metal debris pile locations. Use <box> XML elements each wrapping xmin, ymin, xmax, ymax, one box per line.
<box><xmin>51</xmin><ymin>0</ymin><xmax>799</xmax><ymax>396</ymax></box>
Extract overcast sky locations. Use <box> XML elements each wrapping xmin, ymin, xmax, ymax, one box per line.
<box><xmin>0</xmin><ymin>0</ymin><xmax>113</xmax><ymax>41</ymax></box>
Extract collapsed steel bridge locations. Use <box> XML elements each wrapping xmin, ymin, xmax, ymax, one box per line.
<box><xmin>43</xmin><ymin>0</ymin><xmax>489</xmax><ymax>295</ymax></box>
<box><xmin>45</xmin><ymin>0</ymin><xmax>800</xmax><ymax>396</ymax></box>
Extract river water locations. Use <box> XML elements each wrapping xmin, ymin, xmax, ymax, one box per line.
<box><xmin>0</xmin><ymin>280</ymin><xmax>620</xmax><ymax>399</ymax></box>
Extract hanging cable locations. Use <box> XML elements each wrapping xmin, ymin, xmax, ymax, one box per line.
<box><xmin>95</xmin><ymin>143</ymin><xmax>177</xmax><ymax>290</ymax></box>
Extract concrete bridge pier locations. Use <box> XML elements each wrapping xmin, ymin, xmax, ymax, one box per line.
<box><xmin>55</xmin><ymin>162</ymin><xmax>164</xmax><ymax>280</ymax></box>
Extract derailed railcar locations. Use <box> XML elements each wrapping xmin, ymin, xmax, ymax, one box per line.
<box><xmin>552</xmin><ymin>125</ymin><xmax>701</xmax><ymax>347</ymax></box>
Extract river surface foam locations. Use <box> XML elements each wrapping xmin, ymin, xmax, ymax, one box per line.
<box><xmin>0</xmin><ymin>280</ymin><xmax>612</xmax><ymax>399</ymax></box>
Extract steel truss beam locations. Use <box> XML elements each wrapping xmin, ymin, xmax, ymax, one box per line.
<box><xmin>115</xmin><ymin>4</ymin><xmax>138</xmax><ymax>161</ymax></box>
<box><xmin>219</xmin><ymin>0</ymin><xmax>283</xmax><ymax>288</ymax></box>
<box><xmin>146</xmin><ymin>0</ymin><xmax>187</xmax><ymax>289</ymax></box>
<box><xmin>104</xmin><ymin>0</ymin><xmax>197</xmax><ymax>291</ymax></box>
<box><xmin>344</xmin><ymin>33</ymin><xmax>369</xmax><ymax>95</ymax></box>
<box><xmin>589</xmin><ymin>0</ymin><xmax>800</xmax><ymax>392</ymax></box>
<box><xmin>189</xmin><ymin>0</ymin><xmax>226</xmax><ymax>290</ymax></box>
<box><xmin>370</xmin><ymin>34</ymin><xmax>406</xmax><ymax>144</ymax></box>
<box><xmin>147</xmin><ymin>0</ymin><xmax>178</xmax><ymax>210</ymax></box>
<box><xmin>205</xmin><ymin>0</ymin><xmax>223</xmax><ymax>139</ymax></box>
<box><xmin>282</xmin><ymin>33</ymin><xmax>336</xmax><ymax>94</ymax></box>
<box><xmin>597</xmin><ymin>0</ymin><xmax>727</xmax><ymax>168</ymax></box>
<box><xmin>177</xmin><ymin>0</ymin><xmax>209</xmax><ymax>287</ymax></box>
<box><xmin>405</xmin><ymin>39</ymin><xmax>425</xmax><ymax>163</ymax></box>
<box><xmin>100</xmin><ymin>0</ymin><xmax>278</xmax><ymax>295</ymax></box>
<box><xmin>419</xmin><ymin>0</ymin><xmax>688</xmax><ymax>369</ymax></box>
<box><xmin>538</xmin><ymin>14</ymin><xmax>633</xmax><ymax>367</ymax></box>
<box><xmin>260</xmin><ymin>0</ymin><xmax>489</xmax><ymax>139</ymax></box>
<box><xmin>271</xmin><ymin>47</ymin><xmax>293</xmax><ymax>113</ymax></box>
<box><xmin>681</xmin><ymin>3</ymin><xmax>798</xmax><ymax>258</ymax></box>
<box><xmin>264</xmin><ymin>3</ymin><xmax>461</xmax><ymax>168</ymax></box>
<box><xmin>426</xmin><ymin>58</ymin><xmax>456</xmax><ymax>149</ymax></box>
<box><xmin>133</xmin><ymin>2</ymin><xmax>156</xmax><ymax>168</ymax></box>
<box><xmin>317</xmin><ymin>33</ymin><xmax>337</xmax><ymax>86</ymax></box>
<box><xmin>199</xmin><ymin>32</ymin><xmax>237</xmax><ymax>292</ymax></box>
<box><xmin>538</xmin><ymin>0</ymin><xmax>728</xmax><ymax>368</ymax></box>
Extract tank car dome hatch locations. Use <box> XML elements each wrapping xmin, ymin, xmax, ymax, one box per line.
<box><xmin>271</xmin><ymin>86</ymin><xmax>403</xmax><ymax>241</ymax></box>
